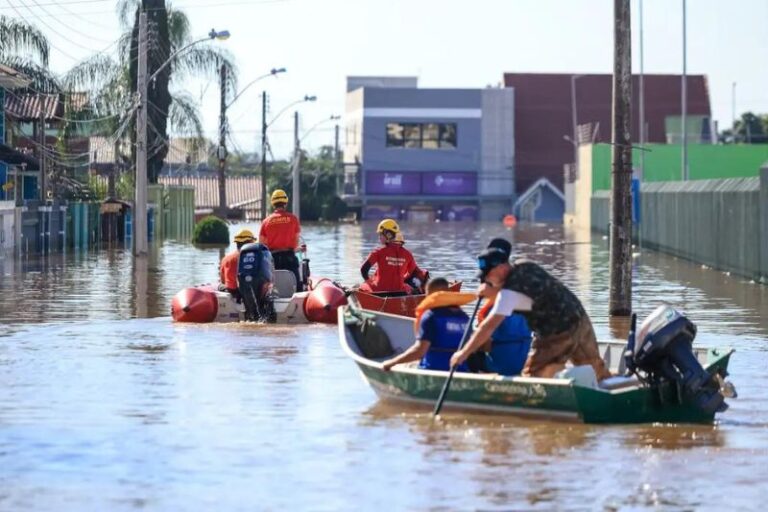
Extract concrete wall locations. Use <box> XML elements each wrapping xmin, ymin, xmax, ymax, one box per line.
<box><xmin>591</xmin><ymin>143</ymin><xmax>768</xmax><ymax>192</ymax></box>
<box><xmin>591</xmin><ymin>175</ymin><xmax>767</xmax><ymax>282</ymax></box>
<box><xmin>479</xmin><ymin>88</ymin><xmax>515</xmax><ymax>210</ymax></box>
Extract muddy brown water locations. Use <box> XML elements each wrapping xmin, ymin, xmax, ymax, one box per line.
<box><xmin>1</xmin><ymin>222</ymin><xmax>767</xmax><ymax>510</ymax></box>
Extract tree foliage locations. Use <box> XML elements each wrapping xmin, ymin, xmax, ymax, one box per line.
<box><xmin>192</xmin><ymin>215</ymin><xmax>230</xmax><ymax>245</ymax></box>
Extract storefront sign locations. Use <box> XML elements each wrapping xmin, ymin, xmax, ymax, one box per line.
<box><xmin>366</xmin><ymin>172</ymin><xmax>421</xmax><ymax>195</ymax></box>
<box><xmin>421</xmin><ymin>172</ymin><xmax>477</xmax><ymax>196</ymax></box>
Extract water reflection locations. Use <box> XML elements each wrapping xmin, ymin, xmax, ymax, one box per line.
<box><xmin>623</xmin><ymin>425</ymin><xmax>726</xmax><ymax>450</ymax></box>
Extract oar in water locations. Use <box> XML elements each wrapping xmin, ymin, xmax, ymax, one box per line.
<box><xmin>432</xmin><ymin>299</ymin><xmax>482</xmax><ymax>418</ymax></box>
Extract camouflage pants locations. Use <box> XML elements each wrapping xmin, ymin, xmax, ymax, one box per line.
<box><xmin>522</xmin><ymin>316</ymin><xmax>612</xmax><ymax>381</ymax></box>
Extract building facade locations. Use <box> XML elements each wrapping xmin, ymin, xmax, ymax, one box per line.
<box><xmin>342</xmin><ymin>78</ymin><xmax>515</xmax><ymax>221</ymax></box>
<box><xmin>503</xmin><ymin>73</ymin><xmax>712</xmax><ymax>221</ymax></box>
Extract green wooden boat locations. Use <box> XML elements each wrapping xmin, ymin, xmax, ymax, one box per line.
<box><xmin>339</xmin><ymin>306</ymin><xmax>735</xmax><ymax>424</ymax></box>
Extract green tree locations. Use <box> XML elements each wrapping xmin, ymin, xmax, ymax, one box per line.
<box><xmin>733</xmin><ymin>112</ymin><xmax>768</xmax><ymax>144</ymax></box>
<box><xmin>64</xmin><ymin>0</ymin><xmax>237</xmax><ymax>182</ymax></box>
<box><xmin>0</xmin><ymin>16</ymin><xmax>58</xmax><ymax>92</ymax></box>
<box><xmin>269</xmin><ymin>146</ymin><xmax>347</xmax><ymax>222</ymax></box>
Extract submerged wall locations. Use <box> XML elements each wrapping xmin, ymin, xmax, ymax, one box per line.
<box><xmin>592</xmin><ymin>171</ymin><xmax>768</xmax><ymax>283</ymax></box>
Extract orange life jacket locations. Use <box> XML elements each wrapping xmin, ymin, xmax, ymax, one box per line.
<box><xmin>413</xmin><ymin>291</ymin><xmax>476</xmax><ymax>334</ymax></box>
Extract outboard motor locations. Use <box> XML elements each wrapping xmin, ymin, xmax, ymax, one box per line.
<box><xmin>628</xmin><ymin>305</ymin><xmax>727</xmax><ymax>415</ymax></box>
<box><xmin>237</xmin><ymin>242</ymin><xmax>277</xmax><ymax>323</ymax></box>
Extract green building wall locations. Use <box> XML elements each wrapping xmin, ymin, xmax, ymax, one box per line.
<box><xmin>590</xmin><ymin>143</ymin><xmax>768</xmax><ymax>192</ymax></box>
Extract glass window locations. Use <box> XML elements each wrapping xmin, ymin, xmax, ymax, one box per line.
<box><xmin>403</xmin><ymin>123</ymin><xmax>421</xmax><ymax>148</ymax></box>
<box><xmin>422</xmin><ymin>123</ymin><xmax>439</xmax><ymax>149</ymax></box>
<box><xmin>386</xmin><ymin>123</ymin><xmax>404</xmax><ymax>147</ymax></box>
<box><xmin>439</xmin><ymin>124</ymin><xmax>457</xmax><ymax>148</ymax></box>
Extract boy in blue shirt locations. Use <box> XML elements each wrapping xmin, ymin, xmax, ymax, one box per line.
<box><xmin>381</xmin><ymin>278</ymin><xmax>471</xmax><ymax>372</ymax></box>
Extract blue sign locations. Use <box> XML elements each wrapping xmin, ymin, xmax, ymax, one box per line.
<box><xmin>631</xmin><ymin>178</ymin><xmax>641</xmax><ymax>224</ymax></box>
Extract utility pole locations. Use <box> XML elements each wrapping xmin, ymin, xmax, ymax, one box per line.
<box><xmin>38</xmin><ymin>93</ymin><xmax>46</xmax><ymax>203</ymax></box>
<box><xmin>292</xmin><ymin>110</ymin><xmax>300</xmax><ymax>221</ymax></box>
<box><xmin>609</xmin><ymin>0</ymin><xmax>633</xmax><ymax>316</ymax></box>
<box><xmin>639</xmin><ymin>0</ymin><xmax>645</xmax><ymax>175</ymax></box>
<box><xmin>218</xmin><ymin>64</ymin><xmax>228</xmax><ymax>217</ymax></box>
<box><xmin>134</xmin><ymin>11</ymin><xmax>148</xmax><ymax>256</ymax></box>
<box><xmin>681</xmin><ymin>0</ymin><xmax>688</xmax><ymax>180</ymax></box>
<box><xmin>334</xmin><ymin>123</ymin><xmax>340</xmax><ymax>196</ymax></box>
<box><xmin>260</xmin><ymin>91</ymin><xmax>268</xmax><ymax>220</ymax></box>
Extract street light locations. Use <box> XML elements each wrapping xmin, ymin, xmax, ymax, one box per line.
<box><xmin>227</xmin><ymin>67</ymin><xmax>286</xmax><ymax>109</ymax></box>
<box><xmin>299</xmin><ymin>114</ymin><xmax>341</xmax><ymax>144</ymax></box>
<box><xmin>260</xmin><ymin>94</ymin><xmax>317</xmax><ymax>219</ymax></box>
<box><xmin>134</xmin><ymin>14</ymin><xmax>229</xmax><ymax>256</ymax></box>
<box><xmin>218</xmin><ymin>66</ymin><xmax>286</xmax><ymax>215</ymax></box>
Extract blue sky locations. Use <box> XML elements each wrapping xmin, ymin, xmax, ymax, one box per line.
<box><xmin>4</xmin><ymin>0</ymin><xmax>768</xmax><ymax>159</ymax></box>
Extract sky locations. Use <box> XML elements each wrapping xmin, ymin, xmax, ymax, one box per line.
<box><xmin>3</xmin><ymin>0</ymin><xmax>768</xmax><ymax>160</ymax></box>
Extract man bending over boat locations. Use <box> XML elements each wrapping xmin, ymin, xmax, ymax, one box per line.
<box><xmin>450</xmin><ymin>247</ymin><xmax>612</xmax><ymax>381</ymax></box>
<box><xmin>219</xmin><ymin>228</ymin><xmax>255</xmax><ymax>299</ymax></box>
<box><xmin>360</xmin><ymin>219</ymin><xmax>424</xmax><ymax>297</ymax></box>
<box><xmin>468</xmin><ymin>238</ymin><xmax>533</xmax><ymax>376</ymax></box>
<box><xmin>381</xmin><ymin>278</ymin><xmax>472</xmax><ymax>372</ymax></box>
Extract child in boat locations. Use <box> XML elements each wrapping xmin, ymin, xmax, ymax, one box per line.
<box><xmin>381</xmin><ymin>278</ymin><xmax>471</xmax><ymax>372</ymax></box>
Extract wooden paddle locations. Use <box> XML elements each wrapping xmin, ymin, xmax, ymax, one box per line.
<box><xmin>432</xmin><ymin>299</ymin><xmax>482</xmax><ymax>418</ymax></box>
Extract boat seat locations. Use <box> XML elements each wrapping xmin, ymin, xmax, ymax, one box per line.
<box><xmin>555</xmin><ymin>365</ymin><xmax>599</xmax><ymax>389</ymax></box>
<box><xmin>345</xmin><ymin>308</ymin><xmax>395</xmax><ymax>360</ymax></box>
<box><xmin>599</xmin><ymin>375</ymin><xmax>640</xmax><ymax>390</ymax></box>
<box><xmin>273</xmin><ymin>270</ymin><xmax>297</xmax><ymax>298</ymax></box>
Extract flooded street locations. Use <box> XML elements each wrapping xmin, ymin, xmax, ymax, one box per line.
<box><xmin>1</xmin><ymin>222</ymin><xmax>768</xmax><ymax>510</ymax></box>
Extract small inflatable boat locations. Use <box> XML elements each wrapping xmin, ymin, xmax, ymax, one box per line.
<box><xmin>171</xmin><ymin>243</ymin><xmax>346</xmax><ymax>324</ymax></box>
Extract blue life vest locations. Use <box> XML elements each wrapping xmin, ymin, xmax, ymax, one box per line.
<box><xmin>417</xmin><ymin>306</ymin><xmax>470</xmax><ymax>372</ymax></box>
<box><xmin>487</xmin><ymin>314</ymin><xmax>532</xmax><ymax>376</ymax></box>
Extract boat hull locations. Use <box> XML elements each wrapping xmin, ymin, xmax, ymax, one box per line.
<box><xmin>351</xmin><ymin>281</ymin><xmax>462</xmax><ymax>317</ymax></box>
<box><xmin>172</xmin><ymin>278</ymin><xmax>347</xmax><ymax>324</ymax></box>
<box><xmin>339</xmin><ymin>306</ymin><xmax>734</xmax><ymax>424</ymax></box>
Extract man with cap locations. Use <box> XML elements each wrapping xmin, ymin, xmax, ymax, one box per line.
<box><xmin>450</xmin><ymin>242</ymin><xmax>611</xmax><ymax>381</ymax></box>
<box><xmin>219</xmin><ymin>228</ymin><xmax>256</xmax><ymax>299</ymax></box>
<box><xmin>468</xmin><ymin>238</ymin><xmax>533</xmax><ymax>376</ymax></box>
<box><xmin>259</xmin><ymin>189</ymin><xmax>303</xmax><ymax>291</ymax></box>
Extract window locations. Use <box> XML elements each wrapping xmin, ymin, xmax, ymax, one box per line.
<box><xmin>403</xmin><ymin>123</ymin><xmax>421</xmax><ymax>148</ymax></box>
<box><xmin>385</xmin><ymin>122</ymin><xmax>457</xmax><ymax>149</ymax></box>
<box><xmin>439</xmin><ymin>124</ymin><xmax>457</xmax><ymax>148</ymax></box>
<box><xmin>386</xmin><ymin>123</ymin><xmax>404</xmax><ymax>147</ymax></box>
<box><xmin>422</xmin><ymin>123</ymin><xmax>439</xmax><ymax>149</ymax></box>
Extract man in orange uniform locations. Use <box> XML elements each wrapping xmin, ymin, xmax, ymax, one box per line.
<box><xmin>360</xmin><ymin>219</ymin><xmax>421</xmax><ymax>296</ymax></box>
<box><xmin>393</xmin><ymin>231</ymin><xmax>429</xmax><ymax>294</ymax></box>
<box><xmin>219</xmin><ymin>228</ymin><xmax>255</xmax><ymax>298</ymax></box>
<box><xmin>259</xmin><ymin>189</ymin><xmax>302</xmax><ymax>290</ymax></box>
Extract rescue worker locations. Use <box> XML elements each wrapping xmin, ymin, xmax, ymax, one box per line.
<box><xmin>258</xmin><ymin>189</ymin><xmax>302</xmax><ymax>291</ymax></box>
<box><xmin>450</xmin><ymin>245</ymin><xmax>612</xmax><ymax>381</ymax></box>
<box><xmin>381</xmin><ymin>278</ymin><xmax>472</xmax><ymax>372</ymax></box>
<box><xmin>393</xmin><ymin>231</ymin><xmax>430</xmax><ymax>294</ymax></box>
<box><xmin>360</xmin><ymin>219</ymin><xmax>421</xmax><ymax>297</ymax></box>
<box><xmin>219</xmin><ymin>228</ymin><xmax>255</xmax><ymax>299</ymax></box>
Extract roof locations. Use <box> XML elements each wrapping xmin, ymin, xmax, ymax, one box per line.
<box><xmin>0</xmin><ymin>64</ymin><xmax>30</xmax><ymax>89</ymax></box>
<box><xmin>503</xmin><ymin>73</ymin><xmax>711</xmax><ymax>193</ymax></box>
<box><xmin>0</xmin><ymin>142</ymin><xmax>39</xmax><ymax>168</ymax></box>
<box><xmin>157</xmin><ymin>176</ymin><xmax>261</xmax><ymax>209</ymax></box>
<box><xmin>4</xmin><ymin>92</ymin><xmax>60</xmax><ymax>121</ymax></box>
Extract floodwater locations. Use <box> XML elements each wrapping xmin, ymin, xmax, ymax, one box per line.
<box><xmin>1</xmin><ymin>222</ymin><xmax>767</xmax><ymax>510</ymax></box>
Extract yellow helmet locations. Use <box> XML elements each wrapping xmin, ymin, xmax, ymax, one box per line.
<box><xmin>271</xmin><ymin>189</ymin><xmax>289</xmax><ymax>206</ymax></box>
<box><xmin>234</xmin><ymin>228</ymin><xmax>254</xmax><ymax>243</ymax></box>
<box><xmin>377</xmin><ymin>218</ymin><xmax>400</xmax><ymax>240</ymax></box>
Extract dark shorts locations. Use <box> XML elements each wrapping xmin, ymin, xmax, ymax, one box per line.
<box><xmin>522</xmin><ymin>316</ymin><xmax>612</xmax><ymax>381</ymax></box>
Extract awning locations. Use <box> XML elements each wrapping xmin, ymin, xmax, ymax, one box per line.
<box><xmin>0</xmin><ymin>142</ymin><xmax>39</xmax><ymax>168</ymax></box>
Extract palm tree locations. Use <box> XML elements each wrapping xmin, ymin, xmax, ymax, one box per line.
<box><xmin>65</xmin><ymin>0</ymin><xmax>237</xmax><ymax>182</ymax></box>
<box><xmin>0</xmin><ymin>15</ymin><xmax>58</xmax><ymax>92</ymax></box>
